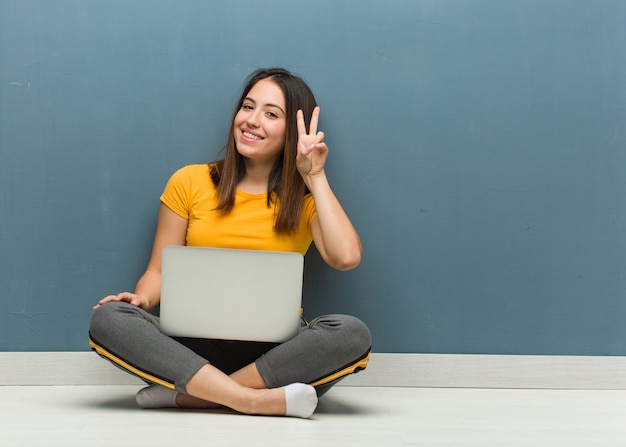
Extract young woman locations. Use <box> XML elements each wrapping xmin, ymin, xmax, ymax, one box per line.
<box><xmin>89</xmin><ymin>68</ymin><xmax>371</xmax><ymax>418</ymax></box>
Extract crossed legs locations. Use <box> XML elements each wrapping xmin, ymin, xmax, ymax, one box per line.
<box><xmin>89</xmin><ymin>302</ymin><xmax>370</xmax><ymax>418</ymax></box>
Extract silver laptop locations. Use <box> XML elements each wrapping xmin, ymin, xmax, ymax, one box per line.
<box><xmin>160</xmin><ymin>246</ymin><xmax>304</xmax><ymax>343</ymax></box>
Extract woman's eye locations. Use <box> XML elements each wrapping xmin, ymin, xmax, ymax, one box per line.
<box><xmin>267</xmin><ymin>111</ymin><xmax>278</xmax><ymax>118</ymax></box>
<box><xmin>242</xmin><ymin>104</ymin><xmax>253</xmax><ymax>110</ymax></box>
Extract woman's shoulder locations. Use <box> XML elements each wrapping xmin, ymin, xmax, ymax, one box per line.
<box><xmin>172</xmin><ymin>163</ymin><xmax>212</xmax><ymax>176</ymax></box>
<box><xmin>165</xmin><ymin>163</ymin><xmax>215</xmax><ymax>191</ymax></box>
<box><xmin>167</xmin><ymin>163</ymin><xmax>213</xmax><ymax>182</ymax></box>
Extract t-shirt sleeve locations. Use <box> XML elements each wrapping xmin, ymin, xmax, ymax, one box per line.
<box><xmin>160</xmin><ymin>166</ymin><xmax>193</xmax><ymax>219</ymax></box>
<box><xmin>302</xmin><ymin>193</ymin><xmax>317</xmax><ymax>229</ymax></box>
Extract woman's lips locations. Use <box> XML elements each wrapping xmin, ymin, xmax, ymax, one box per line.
<box><xmin>241</xmin><ymin>129</ymin><xmax>263</xmax><ymax>141</ymax></box>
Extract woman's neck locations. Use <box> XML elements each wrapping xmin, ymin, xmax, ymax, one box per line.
<box><xmin>238</xmin><ymin>161</ymin><xmax>272</xmax><ymax>194</ymax></box>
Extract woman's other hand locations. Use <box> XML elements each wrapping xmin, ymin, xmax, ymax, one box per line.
<box><xmin>92</xmin><ymin>292</ymin><xmax>148</xmax><ymax>311</ymax></box>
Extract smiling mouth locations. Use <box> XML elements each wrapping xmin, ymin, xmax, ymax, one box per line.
<box><xmin>242</xmin><ymin>131</ymin><xmax>263</xmax><ymax>141</ymax></box>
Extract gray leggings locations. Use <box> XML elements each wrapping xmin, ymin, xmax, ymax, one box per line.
<box><xmin>89</xmin><ymin>302</ymin><xmax>371</xmax><ymax>396</ymax></box>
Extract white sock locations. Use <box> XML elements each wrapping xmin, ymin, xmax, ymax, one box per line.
<box><xmin>283</xmin><ymin>383</ymin><xmax>318</xmax><ymax>418</ymax></box>
<box><xmin>135</xmin><ymin>384</ymin><xmax>178</xmax><ymax>409</ymax></box>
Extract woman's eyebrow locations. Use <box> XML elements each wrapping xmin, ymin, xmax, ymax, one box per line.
<box><xmin>244</xmin><ymin>97</ymin><xmax>285</xmax><ymax>115</ymax></box>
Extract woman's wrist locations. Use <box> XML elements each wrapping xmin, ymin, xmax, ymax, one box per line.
<box><xmin>302</xmin><ymin>170</ymin><xmax>328</xmax><ymax>192</ymax></box>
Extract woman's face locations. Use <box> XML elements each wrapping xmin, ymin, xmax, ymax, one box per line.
<box><xmin>233</xmin><ymin>79</ymin><xmax>287</xmax><ymax>165</ymax></box>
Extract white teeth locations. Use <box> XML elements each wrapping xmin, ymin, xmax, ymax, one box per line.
<box><xmin>243</xmin><ymin>131</ymin><xmax>262</xmax><ymax>140</ymax></box>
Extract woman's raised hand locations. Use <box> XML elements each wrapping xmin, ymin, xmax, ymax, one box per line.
<box><xmin>296</xmin><ymin>106</ymin><xmax>328</xmax><ymax>179</ymax></box>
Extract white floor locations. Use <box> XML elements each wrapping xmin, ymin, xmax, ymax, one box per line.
<box><xmin>1</xmin><ymin>385</ymin><xmax>626</xmax><ymax>447</ymax></box>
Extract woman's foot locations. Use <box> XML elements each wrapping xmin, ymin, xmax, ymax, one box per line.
<box><xmin>244</xmin><ymin>383</ymin><xmax>317</xmax><ymax>418</ymax></box>
<box><xmin>283</xmin><ymin>383</ymin><xmax>318</xmax><ymax>418</ymax></box>
<box><xmin>136</xmin><ymin>384</ymin><xmax>178</xmax><ymax>409</ymax></box>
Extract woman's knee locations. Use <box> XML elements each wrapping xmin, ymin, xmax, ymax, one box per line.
<box><xmin>340</xmin><ymin>315</ymin><xmax>371</xmax><ymax>351</ymax></box>
<box><xmin>89</xmin><ymin>301</ymin><xmax>136</xmax><ymax>341</ymax></box>
<box><xmin>309</xmin><ymin>314</ymin><xmax>372</xmax><ymax>354</ymax></box>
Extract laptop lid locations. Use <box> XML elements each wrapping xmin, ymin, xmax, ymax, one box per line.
<box><xmin>160</xmin><ymin>246</ymin><xmax>303</xmax><ymax>343</ymax></box>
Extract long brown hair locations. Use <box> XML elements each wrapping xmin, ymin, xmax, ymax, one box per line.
<box><xmin>210</xmin><ymin>68</ymin><xmax>318</xmax><ymax>234</ymax></box>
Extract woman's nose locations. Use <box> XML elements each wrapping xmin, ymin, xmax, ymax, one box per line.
<box><xmin>246</xmin><ymin>110</ymin><xmax>261</xmax><ymax>127</ymax></box>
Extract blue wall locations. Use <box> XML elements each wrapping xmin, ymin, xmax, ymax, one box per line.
<box><xmin>1</xmin><ymin>1</ymin><xmax>625</xmax><ymax>354</ymax></box>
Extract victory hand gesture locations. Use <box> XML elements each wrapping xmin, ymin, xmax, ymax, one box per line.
<box><xmin>296</xmin><ymin>106</ymin><xmax>328</xmax><ymax>180</ymax></box>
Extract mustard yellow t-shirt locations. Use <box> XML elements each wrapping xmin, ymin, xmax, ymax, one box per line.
<box><xmin>160</xmin><ymin>164</ymin><xmax>317</xmax><ymax>255</ymax></box>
